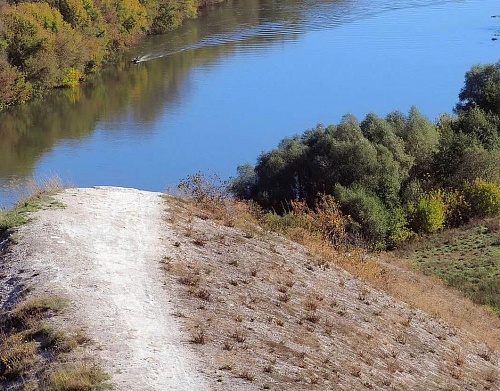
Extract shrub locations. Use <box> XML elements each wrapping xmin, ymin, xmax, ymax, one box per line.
<box><xmin>0</xmin><ymin>60</ymin><xmax>33</xmax><ymax>110</ymax></box>
<box><xmin>335</xmin><ymin>185</ymin><xmax>391</xmax><ymax>247</ymax></box>
<box><xmin>261</xmin><ymin>211</ymin><xmax>304</xmax><ymax>233</ymax></box>
<box><xmin>61</xmin><ymin>67</ymin><xmax>83</xmax><ymax>88</ymax></box>
<box><xmin>290</xmin><ymin>194</ymin><xmax>348</xmax><ymax>247</ymax></box>
<box><xmin>442</xmin><ymin>188</ymin><xmax>471</xmax><ymax>228</ymax></box>
<box><xmin>177</xmin><ymin>172</ymin><xmax>230</xmax><ymax>209</ymax></box>
<box><xmin>463</xmin><ymin>179</ymin><xmax>500</xmax><ymax>218</ymax></box>
<box><xmin>386</xmin><ymin>207</ymin><xmax>412</xmax><ymax>249</ymax></box>
<box><xmin>408</xmin><ymin>191</ymin><xmax>446</xmax><ymax>234</ymax></box>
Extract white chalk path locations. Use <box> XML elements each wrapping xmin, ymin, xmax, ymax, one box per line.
<box><xmin>26</xmin><ymin>187</ymin><xmax>207</xmax><ymax>391</ymax></box>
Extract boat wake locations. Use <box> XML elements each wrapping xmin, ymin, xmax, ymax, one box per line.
<box><xmin>131</xmin><ymin>0</ymin><xmax>473</xmax><ymax>65</ymax></box>
<box><xmin>130</xmin><ymin>21</ymin><xmax>293</xmax><ymax>65</ymax></box>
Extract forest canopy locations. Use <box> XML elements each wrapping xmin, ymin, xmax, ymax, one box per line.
<box><xmin>232</xmin><ymin>61</ymin><xmax>500</xmax><ymax>248</ymax></box>
<box><xmin>0</xmin><ymin>0</ymin><xmax>222</xmax><ymax>110</ymax></box>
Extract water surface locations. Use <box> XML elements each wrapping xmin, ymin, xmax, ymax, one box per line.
<box><xmin>0</xmin><ymin>0</ymin><xmax>498</xmax><ymax>206</ymax></box>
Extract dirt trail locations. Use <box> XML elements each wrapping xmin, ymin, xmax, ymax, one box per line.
<box><xmin>3</xmin><ymin>187</ymin><xmax>208</xmax><ymax>391</ymax></box>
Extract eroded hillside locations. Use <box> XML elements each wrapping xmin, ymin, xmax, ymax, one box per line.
<box><xmin>161</xmin><ymin>195</ymin><xmax>500</xmax><ymax>390</ymax></box>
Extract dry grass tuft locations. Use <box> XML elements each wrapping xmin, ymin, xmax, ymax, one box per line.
<box><xmin>178</xmin><ymin>273</ymin><xmax>200</xmax><ymax>287</ymax></box>
<box><xmin>190</xmin><ymin>328</ymin><xmax>206</xmax><ymax>345</ymax></box>
<box><xmin>24</xmin><ymin>177</ymin><xmax>65</xmax><ymax>202</ymax></box>
<box><xmin>0</xmin><ymin>295</ymin><xmax>109</xmax><ymax>390</ymax></box>
<box><xmin>231</xmin><ymin>329</ymin><xmax>246</xmax><ymax>343</ymax></box>
<box><xmin>43</xmin><ymin>362</ymin><xmax>110</xmax><ymax>391</ymax></box>
<box><xmin>195</xmin><ymin>288</ymin><xmax>211</xmax><ymax>301</ymax></box>
<box><xmin>238</xmin><ymin>370</ymin><xmax>255</xmax><ymax>381</ymax></box>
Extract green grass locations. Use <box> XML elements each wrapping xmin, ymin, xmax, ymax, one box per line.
<box><xmin>0</xmin><ymin>201</ymin><xmax>39</xmax><ymax>234</ymax></box>
<box><xmin>395</xmin><ymin>217</ymin><xmax>500</xmax><ymax>315</ymax></box>
<box><xmin>0</xmin><ymin>179</ymin><xmax>65</xmax><ymax>237</ymax></box>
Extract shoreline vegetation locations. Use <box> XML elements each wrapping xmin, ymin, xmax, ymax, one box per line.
<box><xmin>0</xmin><ymin>177</ymin><xmax>64</xmax><ymax>241</ymax></box>
<box><xmin>229</xmin><ymin>60</ymin><xmax>500</xmax><ymax>313</ymax></box>
<box><xmin>232</xmin><ymin>61</ymin><xmax>500</xmax><ymax>250</ymax></box>
<box><xmin>0</xmin><ymin>0</ymin><xmax>225</xmax><ymax>111</ymax></box>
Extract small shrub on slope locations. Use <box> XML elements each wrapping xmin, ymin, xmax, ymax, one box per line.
<box><xmin>463</xmin><ymin>179</ymin><xmax>500</xmax><ymax>218</ymax></box>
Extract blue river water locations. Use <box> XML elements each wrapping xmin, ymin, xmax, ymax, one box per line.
<box><xmin>0</xmin><ymin>0</ymin><xmax>498</xmax><ymax>206</ymax></box>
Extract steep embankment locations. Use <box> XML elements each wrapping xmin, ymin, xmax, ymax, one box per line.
<box><xmin>1</xmin><ymin>187</ymin><xmax>499</xmax><ymax>390</ymax></box>
<box><xmin>160</xmin><ymin>196</ymin><xmax>500</xmax><ymax>390</ymax></box>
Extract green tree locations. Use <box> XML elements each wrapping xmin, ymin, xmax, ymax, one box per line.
<box><xmin>451</xmin><ymin>147</ymin><xmax>500</xmax><ymax>185</ymax></box>
<box><xmin>392</xmin><ymin>106</ymin><xmax>439</xmax><ymax>179</ymax></box>
<box><xmin>456</xmin><ymin>62</ymin><xmax>500</xmax><ymax>115</ymax></box>
<box><xmin>252</xmin><ymin>136</ymin><xmax>309</xmax><ymax>209</ymax></box>
<box><xmin>433</xmin><ymin>117</ymin><xmax>482</xmax><ymax>187</ymax></box>
<box><xmin>231</xmin><ymin>164</ymin><xmax>257</xmax><ymax>200</ymax></box>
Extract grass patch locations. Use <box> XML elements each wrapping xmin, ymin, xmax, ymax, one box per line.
<box><xmin>395</xmin><ymin>217</ymin><xmax>500</xmax><ymax>315</ymax></box>
<box><xmin>0</xmin><ymin>177</ymin><xmax>64</xmax><ymax>237</ymax></box>
<box><xmin>43</xmin><ymin>363</ymin><xmax>110</xmax><ymax>391</ymax></box>
<box><xmin>0</xmin><ymin>295</ymin><xmax>109</xmax><ymax>390</ymax></box>
<box><xmin>0</xmin><ymin>201</ymin><xmax>39</xmax><ymax>235</ymax></box>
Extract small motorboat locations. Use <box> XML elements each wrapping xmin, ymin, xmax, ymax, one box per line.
<box><xmin>131</xmin><ymin>56</ymin><xmax>141</xmax><ymax>64</ymax></box>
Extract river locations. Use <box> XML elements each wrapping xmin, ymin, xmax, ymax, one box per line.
<box><xmin>0</xmin><ymin>0</ymin><xmax>498</xmax><ymax>206</ymax></box>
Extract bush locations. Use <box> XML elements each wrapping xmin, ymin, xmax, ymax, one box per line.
<box><xmin>335</xmin><ymin>185</ymin><xmax>391</xmax><ymax>247</ymax></box>
<box><xmin>0</xmin><ymin>59</ymin><xmax>33</xmax><ymax>110</ymax></box>
<box><xmin>463</xmin><ymin>179</ymin><xmax>500</xmax><ymax>218</ymax></box>
<box><xmin>386</xmin><ymin>207</ymin><xmax>412</xmax><ymax>249</ymax></box>
<box><xmin>177</xmin><ymin>172</ymin><xmax>230</xmax><ymax>207</ymax></box>
<box><xmin>61</xmin><ymin>67</ymin><xmax>83</xmax><ymax>88</ymax></box>
<box><xmin>408</xmin><ymin>191</ymin><xmax>446</xmax><ymax>234</ymax></box>
<box><xmin>261</xmin><ymin>211</ymin><xmax>303</xmax><ymax>233</ymax></box>
<box><xmin>290</xmin><ymin>194</ymin><xmax>348</xmax><ymax>247</ymax></box>
<box><xmin>442</xmin><ymin>188</ymin><xmax>471</xmax><ymax>228</ymax></box>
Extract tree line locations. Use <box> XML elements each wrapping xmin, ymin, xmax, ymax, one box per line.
<box><xmin>232</xmin><ymin>62</ymin><xmax>500</xmax><ymax>249</ymax></box>
<box><xmin>0</xmin><ymin>0</ymin><xmax>223</xmax><ymax>111</ymax></box>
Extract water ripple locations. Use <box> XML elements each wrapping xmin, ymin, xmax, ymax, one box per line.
<box><xmin>137</xmin><ymin>0</ymin><xmax>466</xmax><ymax>62</ymax></box>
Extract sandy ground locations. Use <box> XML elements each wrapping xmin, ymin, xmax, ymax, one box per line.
<box><xmin>1</xmin><ymin>187</ymin><xmax>208</xmax><ymax>390</ymax></box>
